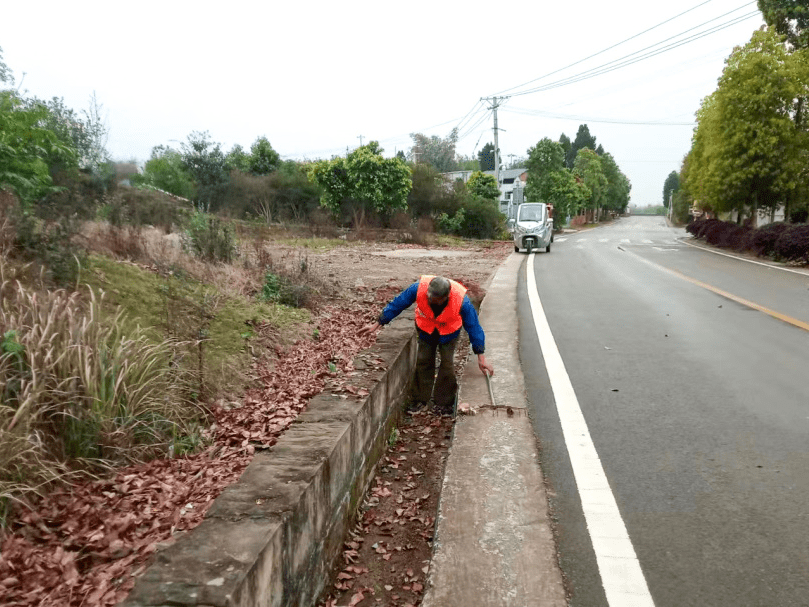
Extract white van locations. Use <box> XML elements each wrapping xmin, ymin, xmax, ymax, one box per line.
<box><xmin>513</xmin><ymin>203</ymin><xmax>552</xmax><ymax>254</ymax></box>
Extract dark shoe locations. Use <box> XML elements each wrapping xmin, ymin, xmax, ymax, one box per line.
<box><xmin>433</xmin><ymin>404</ymin><xmax>454</xmax><ymax>417</ymax></box>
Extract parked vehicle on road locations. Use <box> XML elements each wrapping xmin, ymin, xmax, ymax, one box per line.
<box><xmin>513</xmin><ymin>202</ymin><xmax>552</xmax><ymax>253</ymax></box>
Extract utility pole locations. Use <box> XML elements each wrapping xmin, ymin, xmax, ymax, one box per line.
<box><xmin>358</xmin><ymin>135</ymin><xmax>364</xmax><ymax>147</ymax></box>
<box><xmin>480</xmin><ymin>96</ymin><xmax>509</xmax><ymax>190</ymax></box>
<box><xmin>507</xmin><ymin>153</ymin><xmax>516</xmax><ymax>168</ymax></box>
<box><xmin>668</xmin><ymin>191</ymin><xmax>674</xmax><ymax>223</ymax></box>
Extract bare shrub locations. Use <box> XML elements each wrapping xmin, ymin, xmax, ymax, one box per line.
<box><xmin>389</xmin><ymin>211</ymin><xmax>411</xmax><ymax>230</ymax></box>
<box><xmin>257</xmin><ymin>247</ymin><xmax>335</xmax><ymax>310</ymax></box>
<box><xmin>226</xmin><ymin>171</ymin><xmax>277</xmax><ymax>222</ymax></box>
<box><xmin>417</xmin><ymin>216</ymin><xmax>435</xmax><ymax>233</ymax></box>
<box><xmin>309</xmin><ymin>208</ymin><xmax>340</xmax><ymax>238</ymax></box>
<box><xmin>85</xmin><ymin>223</ymin><xmax>145</xmax><ymax>260</ymax></box>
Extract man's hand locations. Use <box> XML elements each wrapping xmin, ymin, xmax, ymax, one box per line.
<box><xmin>358</xmin><ymin>321</ymin><xmax>381</xmax><ymax>337</ymax></box>
<box><xmin>477</xmin><ymin>354</ymin><xmax>494</xmax><ymax>376</ymax></box>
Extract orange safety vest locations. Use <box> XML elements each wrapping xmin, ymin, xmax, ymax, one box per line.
<box><xmin>414</xmin><ymin>275</ymin><xmax>467</xmax><ymax>335</ymax></box>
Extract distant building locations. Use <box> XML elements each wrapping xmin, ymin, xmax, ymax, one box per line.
<box><xmin>441</xmin><ymin>168</ymin><xmax>528</xmax><ymax>215</ymax></box>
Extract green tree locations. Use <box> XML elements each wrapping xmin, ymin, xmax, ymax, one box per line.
<box><xmin>525</xmin><ymin>138</ymin><xmax>565</xmax><ymax>201</ymax></box>
<box><xmin>267</xmin><ymin>161</ymin><xmax>322</xmax><ymax>223</ymax></box>
<box><xmin>456</xmin><ymin>154</ymin><xmax>479</xmax><ymax>170</ymax></box>
<box><xmin>525</xmin><ymin>137</ymin><xmax>593</xmax><ymax>222</ymax></box>
<box><xmin>181</xmin><ymin>131</ymin><xmax>229</xmax><ymax>212</ymax></box>
<box><xmin>0</xmin><ymin>46</ymin><xmax>12</xmax><ymax>85</ymax></box>
<box><xmin>565</xmin><ymin>124</ymin><xmax>597</xmax><ymax>168</ymax></box>
<box><xmin>478</xmin><ymin>142</ymin><xmax>495</xmax><ymax>171</ymax></box>
<box><xmin>409</xmin><ymin>129</ymin><xmax>459</xmax><ymax>172</ymax></box>
<box><xmin>544</xmin><ymin>170</ymin><xmax>590</xmax><ymax>221</ymax></box>
<box><xmin>132</xmin><ymin>145</ymin><xmax>196</xmax><ymax>199</ymax></box>
<box><xmin>224</xmin><ymin>144</ymin><xmax>251</xmax><ymax>173</ymax></box>
<box><xmin>757</xmin><ymin>0</ymin><xmax>809</xmax><ymax>49</ymax></box>
<box><xmin>308</xmin><ymin>141</ymin><xmax>412</xmax><ymax>228</ymax></box>
<box><xmin>683</xmin><ymin>28</ymin><xmax>809</xmax><ymax>222</ymax></box>
<box><xmin>559</xmin><ymin>133</ymin><xmax>571</xmax><ymax>163</ymax></box>
<box><xmin>24</xmin><ymin>93</ymin><xmax>110</xmax><ymax>177</ymax></box>
<box><xmin>599</xmin><ymin>152</ymin><xmax>631</xmax><ymax>213</ymax></box>
<box><xmin>574</xmin><ymin>148</ymin><xmax>608</xmax><ymax>219</ymax></box>
<box><xmin>466</xmin><ymin>171</ymin><xmax>499</xmax><ymax>201</ymax></box>
<box><xmin>662</xmin><ymin>171</ymin><xmax>680</xmax><ymax>208</ymax></box>
<box><xmin>0</xmin><ymin>92</ymin><xmax>76</xmax><ymax>204</ymax></box>
<box><xmin>248</xmin><ymin>136</ymin><xmax>281</xmax><ymax>175</ymax></box>
<box><xmin>408</xmin><ymin>163</ymin><xmax>461</xmax><ymax>219</ymax></box>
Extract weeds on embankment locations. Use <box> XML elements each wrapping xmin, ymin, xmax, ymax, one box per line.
<box><xmin>0</xmin><ymin>263</ymin><xmax>203</xmax><ymax>528</ymax></box>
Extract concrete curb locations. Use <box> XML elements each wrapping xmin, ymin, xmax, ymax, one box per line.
<box><xmin>123</xmin><ymin>312</ymin><xmax>417</xmax><ymax>607</ymax></box>
<box><xmin>422</xmin><ymin>253</ymin><xmax>567</xmax><ymax>607</ymax></box>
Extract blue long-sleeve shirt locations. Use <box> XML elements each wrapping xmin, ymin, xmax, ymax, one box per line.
<box><xmin>377</xmin><ymin>282</ymin><xmax>486</xmax><ymax>354</ymax></box>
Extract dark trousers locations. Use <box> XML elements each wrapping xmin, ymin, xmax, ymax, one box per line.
<box><xmin>414</xmin><ymin>336</ymin><xmax>458</xmax><ymax>410</ymax></box>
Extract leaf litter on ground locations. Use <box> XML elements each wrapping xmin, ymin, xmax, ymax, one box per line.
<box><xmin>0</xmin><ymin>301</ymin><xmax>383</xmax><ymax>607</ymax></box>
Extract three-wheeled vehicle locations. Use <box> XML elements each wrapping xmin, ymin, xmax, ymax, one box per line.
<box><xmin>512</xmin><ymin>202</ymin><xmax>552</xmax><ymax>253</ymax></box>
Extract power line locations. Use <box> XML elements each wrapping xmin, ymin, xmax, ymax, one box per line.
<box><xmin>281</xmin><ymin>4</ymin><xmax>759</xmax><ymax>162</ymax></box>
<box><xmin>457</xmin><ymin>109</ymin><xmax>492</xmax><ymax>142</ymax></box>
<box><xmin>508</xmin><ymin>8</ymin><xmax>759</xmax><ymax>97</ymax></box>
<box><xmin>493</xmin><ymin>0</ymin><xmax>725</xmax><ymax>96</ymax></box>
<box><xmin>502</xmin><ymin>106</ymin><xmax>696</xmax><ymax>126</ymax></box>
<box><xmin>454</xmin><ymin>100</ymin><xmax>487</xmax><ymax>134</ymax></box>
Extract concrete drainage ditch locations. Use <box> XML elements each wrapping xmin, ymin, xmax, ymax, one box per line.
<box><xmin>122</xmin><ymin>312</ymin><xmax>417</xmax><ymax>607</ymax></box>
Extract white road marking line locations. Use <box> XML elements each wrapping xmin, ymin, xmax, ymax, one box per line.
<box><xmin>621</xmin><ymin>239</ymin><xmax>631</xmax><ymax>243</ymax></box>
<box><xmin>599</xmin><ymin>238</ymin><xmax>610</xmax><ymax>242</ymax></box>
<box><xmin>526</xmin><ymin>253</ymin><xmax>655</xmax><ymax>607</ymax></box>
<box><xmin>642</xmin><ymin>239</ymin><xmax>653</xmax><ymax>243</ymax></box>
<box><xmin>680</xmin><ymin>238</ymin><xmax>809</xmax><ymax>276</ymax></box>
<box><xmin>555</xmin><ymin>237</ymin><xmax>567</xmax><ymax>242</ymax></box>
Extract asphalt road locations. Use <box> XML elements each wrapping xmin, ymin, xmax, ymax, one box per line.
<box><xmin>518</xmin><ymin>215</ymin><xmax>809</xmax><ymax>607</ymax></box>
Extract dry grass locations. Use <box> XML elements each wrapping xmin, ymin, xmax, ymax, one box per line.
<box><xmin>0</xmin><ymin>260</ymin><xmax>201</xmax><ymax>525</ymax></box>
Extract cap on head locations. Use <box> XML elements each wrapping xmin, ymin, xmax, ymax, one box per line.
<box><xmin>427</xmin><ymin>276</ymin><xmax>450</xmax><ymax>300</ymax></box>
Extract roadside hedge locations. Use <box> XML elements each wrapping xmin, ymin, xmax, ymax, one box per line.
<box><xmin>686</xmin><ymin>218</ymin><xmax>809</xmax><ymax>264</ymax></box>
<box><xmin>773</xmin><ymin>225</ymin><xmax>809</xmax><ymax>262</ymax></box>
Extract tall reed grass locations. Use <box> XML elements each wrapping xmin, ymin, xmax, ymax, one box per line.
<box><xmin>0</xmin><ymin>260</ymin><xmax>202</xmax><ymax>526</ymax></box>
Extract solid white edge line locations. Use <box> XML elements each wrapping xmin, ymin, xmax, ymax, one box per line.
<box><xmin>679</xmin><ymin>238</ymin><xmax>809</xmax><ymax>277</ymax></box>
<box><xmin>526</xmin><ymin>253</ymin><xmax>656</xmax><ymax>607</ymax></box>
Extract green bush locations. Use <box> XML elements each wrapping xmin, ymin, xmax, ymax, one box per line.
<box><xmin>183</xmin><ymin>211</ymin><xmax>237</xmax><ymax>263</ymax></box>
<box><xmin>437</xmin><ymin>209</ymin><xmax>465</xmax><ymax>235</ymax></box>
<box><xmin>458</xmin><ymin>198</ymin><xmax>504</xmax><ymax>240</ymax></box>
<box><xmin>261</xmin><ymin>271</ymin><xmax>315</xmax><ymax>308</ymax></box>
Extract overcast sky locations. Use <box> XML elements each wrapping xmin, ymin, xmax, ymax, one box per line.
<box><xmin>2</xmin><ymin>0</ymin><xmax>764</xmax><ymax>207</ymax></box>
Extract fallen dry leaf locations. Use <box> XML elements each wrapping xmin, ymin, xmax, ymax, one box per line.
<box><xmin>348</xmin><ymin>588</ymin><xmax>366</xmax><ymax>606</ymax></box>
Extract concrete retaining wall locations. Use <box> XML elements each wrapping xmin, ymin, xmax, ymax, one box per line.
<box><xmin>123</xmin><ymin>312</ymin><xmax>416</xmax><ymax>607</ymax></box>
